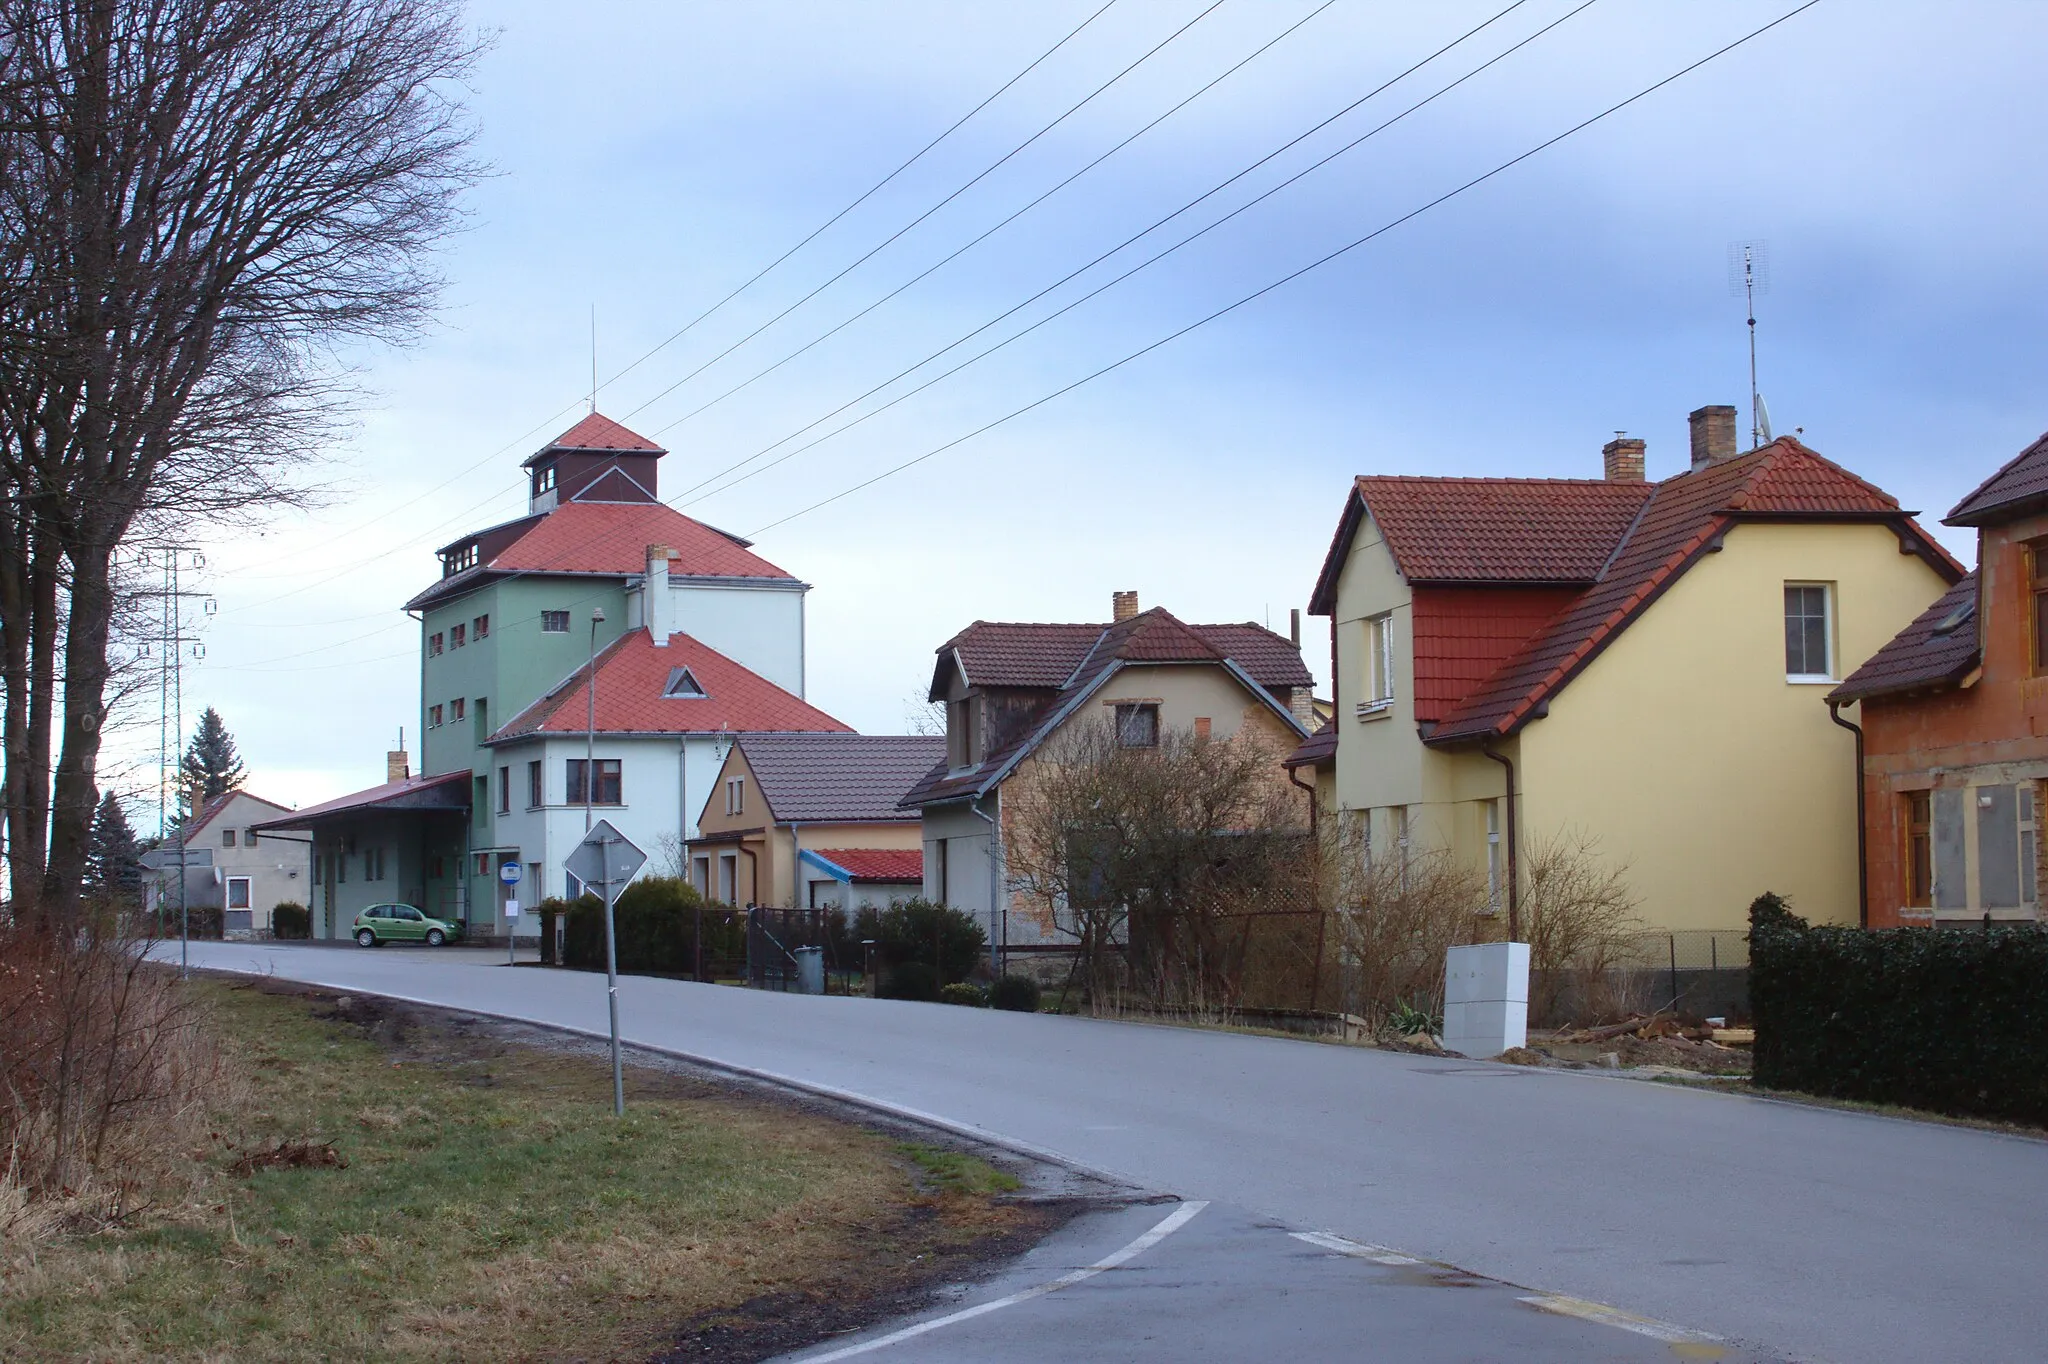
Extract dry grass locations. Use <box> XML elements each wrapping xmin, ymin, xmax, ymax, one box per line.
<box><xmin>0</xmin><ymin>979</ymin><xmax>1033</xmax><ymax>1362</ymax></box>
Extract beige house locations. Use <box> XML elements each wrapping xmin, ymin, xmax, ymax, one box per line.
<box><xmin>144</xmin><ymin>789</ymin><xmax>305</xmax><ymax>936</ymax></box>
<box><xmin>1306</xmin><ymin>407</ymin><xmax>1961</xmax><ymax>934</ymax></box>
<box><xmin>901</xmin><ymin>596</ymin><xmax>1315</xmax><ymax>957</ymax></box>
<box><xmin>689</xmin><ymin>733</ymin><xmax>939</xmax><ymax>908</ymax></box>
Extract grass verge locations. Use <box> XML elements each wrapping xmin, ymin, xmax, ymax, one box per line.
<box><xmin>0</xmin><ymin>977</ymin><xmax>1053</xmax><ymax>1362</ymax></box>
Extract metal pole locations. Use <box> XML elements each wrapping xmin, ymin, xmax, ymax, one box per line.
<box><xmin>602</xmin><ymin>831</ymin><xmax>624</xmax><ymax>1116</ymax></box>
<box><xmin>586</xmin><ymin>609</ymin><xmax>602</xmax><ymax>837</ymax></box>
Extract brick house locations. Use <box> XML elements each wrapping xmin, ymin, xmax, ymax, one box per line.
<box><xmin>1308</xmin><ymin>406</ymin><xmax>1961</xmax><ymax>934</ymax></box>
<box><xmin>1831</xmin><ymin>430</ymin><xmax>2048</xmax><ymax>926</ymax></box>
<box><xmin>899</xmin><ymin>595</ymin><xmax>1314</xmax><ymax>959</ymax></box>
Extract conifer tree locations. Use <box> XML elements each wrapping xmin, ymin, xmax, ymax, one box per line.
<box><xmin>86</xmin><ymin>791</ymin><xmax>144</xmax><ymax>896</ymax></box>
<box><xmin>179</xmin><ymin>707</ymin><xmax>247</xmax><ymax>817</ymax></box>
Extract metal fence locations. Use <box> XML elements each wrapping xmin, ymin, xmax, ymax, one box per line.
<box><xmin>745</xmin><ymin>905</ymin><xmax>861</xmax><ymax>993</ymax></box>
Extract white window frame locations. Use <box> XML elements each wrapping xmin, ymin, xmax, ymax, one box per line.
<box><xmin>540</xmin><ymin>610</ymin><xmax>570</xmax><ymax>634</ymax></box>
<box><xmin>725</xmin><ymin>775</ymin><xmax>745</xmax><ymax>816</ymax></box>
<box><xmin>1785</xmin><ymin>582</ymin><xmax>1835</xmax><ymax>683</ymax></box>
<box><xmin>226</xmin><ymin>876</ymin><xmax>251</xmax><ymax>910</ymax></box>
<box><xmin>1485</xmin><ymin>799</ymin><xmax>1502</xmax><ymax>916</ymax></box>
<box><xmin>1357</xmin><ymin>613</ymin><xmax>1395</xmax><ymax>717</ymax></box>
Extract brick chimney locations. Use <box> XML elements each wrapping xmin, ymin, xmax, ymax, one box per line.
<box><xmin>1602</xmin><ymin>435</ymin><xmax>1646</xmax><ymax>483</ymax></box>
<box><xmin>1689</xmin><ymin>405</ymin><xmax>1738</xmax><ymax>470</ymax></box>
<box><xmin>386</xmin><ymin>749</ymin><xmax>409</xmax><ymax>783</ymax></box>
<box><xmin>1112</xmin><ymin>590</ymin><xmax>1139</xmax><ymax>622</ymax></box>
<box><xmin>645</xmin><ymin>544</ymin><xmax>673</xmax><ymax>645</ymax></box>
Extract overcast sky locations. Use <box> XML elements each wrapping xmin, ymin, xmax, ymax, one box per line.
<box><xmin>128</xmin><ymin>0</ymin><xmax>2048</xmax><ymax>824</ymax></box>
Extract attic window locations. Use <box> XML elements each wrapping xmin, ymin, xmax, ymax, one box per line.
<box><xmin>441</xmin><ymin>542</ymin><xmax>478</xmax><ymax>578</ymax></box>
<box><xmin>663</xmin><ymin>667</ymin><xmax>707</xmax><ymax>699</ymax></box>
<box><xmin>531</xmin><ymin>464</ymin><xmax>557</xmax><ymax>496</ymax></box>
<box><xmin>1931</xmin><ymin>600</ymin><xmax>1976</xmax><ymax>637</ymax></box>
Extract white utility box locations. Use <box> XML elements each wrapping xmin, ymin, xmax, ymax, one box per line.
<box><xmin>1442</xmin><ymin>941</ymin><xmax>1530</xmax><ymax>1059</ymax></box>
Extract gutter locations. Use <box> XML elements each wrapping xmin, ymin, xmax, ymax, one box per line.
<box><xmin>970</xmin><ymin>795</ymin><xmax>1002</xmax><ymax>977</ymax></box>
<box><xmin>1827</xmin><ymin>699</ymin><xmax>1870</xmax><ymax>930</ymax></box>
<box><xmin>1482</xmin><ymin>746</ymin><xmax>1520</xmax><ymax>941</ymax></box>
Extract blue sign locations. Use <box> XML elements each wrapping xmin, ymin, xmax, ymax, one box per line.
<box><xmin>498</xmin><ymin>862</ymin><xmax>522</xmax><ymax>885</ymax></box>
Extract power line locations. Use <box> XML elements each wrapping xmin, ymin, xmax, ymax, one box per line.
<box><xmin>643</xmin><ymin>0</ymin><xmax>1340</xmax><ymax>444</ymax></box>
<box><xmin>618</xmin><ymin>0</ymin><xmax>1232</xmax><ymax>425</ymax></box>
<box><xmin>214</xmin><ymin>1</ymin><xmax>1125</xmax><ymax>598</ymax></box>
<box><xmin>741</xmin><ymin>0</ymin><xmax>1826</xmax><ymax>538</ymax></box>
<box><xmin>673</xmin><ymin>0</ymin><xmax>1561</xmax><ymax>508</ymax></box>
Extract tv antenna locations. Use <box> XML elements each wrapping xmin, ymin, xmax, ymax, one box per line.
<box><xmin>1729</xmin><ymin>240</ymin><xmax>1770</xmax><ymax>448</ymax></box>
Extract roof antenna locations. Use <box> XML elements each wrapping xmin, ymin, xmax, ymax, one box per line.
<box><xmin>1729</xmin><ymin>240</ymin><xmax>1769</xmax><ymax>448</ymax></box>
<box><xmin>589</xmin><ymin>305</ymin><xmax>598</xmax><ymax>415</ymax></box>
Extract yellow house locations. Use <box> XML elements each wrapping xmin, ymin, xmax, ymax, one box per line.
<box><xmin>1305</xmin><ymin>406</ymin><xmax>1962</xmax><ymax>934</ymax></box>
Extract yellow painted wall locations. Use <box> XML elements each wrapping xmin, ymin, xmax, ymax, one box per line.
<box><xmin>1329</xmin><ymin>508</ymin><xmax>1425</xmax><ymax>811</ymax></box>
<box><xmin>1517</xmin><ymin>520</ymin><xmax>1949</xmax><ymax>930</ymax></box>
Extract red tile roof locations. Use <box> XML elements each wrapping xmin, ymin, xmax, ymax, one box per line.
<box><xmin>809</xmin><ymin>847</ymin><xmax>923</xmax><ymax>883</ymax></box>
<box><xmin>489</xmin><ymin>629</ymin><xmax>850</xmax><ymax>742</ymax></box>
<box><xmin>524</xmin><ymin>412</ymin><xmax>666</xmax><ymax>463</ymax></box>
<box><xmin>1830</xmin><ymin>572</ymin><xmax>1980</xmax><ymax>704</ymax></box>
<box><xmin>486</xmin><ymin>501</ymin><xmax>793</xmax><ymax>580</ymax></box>
<box><xmin>1945</xmin><ymin>429</ymin><xmax>2048</xmax><ymax>527</ymax></box>
<box><xmin>1421</xmin><ymin>439</ymin><xmax>1962</xmax><ymax>744</ymax></box>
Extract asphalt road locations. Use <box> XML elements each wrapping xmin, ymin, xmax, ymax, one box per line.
<box><xmin>177</xmin><ymin>942</ymin><xmax>2047</xmax><ymax>1363</ymax></box>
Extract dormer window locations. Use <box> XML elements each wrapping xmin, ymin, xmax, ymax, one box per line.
<box><xmin>441</xmin><ymin>542</ymin><xmax>478</xmax><ymax>578</ymax></box>
<box><xmin>662</xmin><ymin>666</ymin><xmax>706</xmax><ymax>698</ymax></box>
<box><xmin>946</xmin><ymin>696</ymin><xmax>983</xmax><ymax>769</ymax></box>
<box><xmin>531</xmin><ymin>463</ymin><xmax>557</xmax><ymax>497</ymax></box>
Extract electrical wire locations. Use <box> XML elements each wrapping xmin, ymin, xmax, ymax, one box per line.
<box><xmin>739</xmin><ymin>0</ymin><xmax>1826</xmax><ymax>538</ymax></box>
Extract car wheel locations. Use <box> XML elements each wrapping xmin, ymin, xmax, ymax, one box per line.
<box><xmin>355</xmin><ymin>929</ymin><xmax>376</xmax><ymax>948</ymax></box>
<box><xmin>425</xmin><ymin>928</ymin><xmax>445</xmax><ymax>947</ymax></box>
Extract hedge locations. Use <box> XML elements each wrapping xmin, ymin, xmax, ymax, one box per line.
<box><xmin>853</xmin><ymin>898</ymin><xmax>986</xmax><ymax>987</ymax></box>
<box><xmin>562</xmin><ymin>876</ymin><xmax>735</xmax><ymax>975</ymax></box>
<box><xmin>1749</xmin><ymin>892</ymin><xmax>2048</xmax><ymax>1124</ymax></box>
<box><xmin>271</xmin><ymin>902</ymin><xmax>310</xmax><ymax>939</ymax></box>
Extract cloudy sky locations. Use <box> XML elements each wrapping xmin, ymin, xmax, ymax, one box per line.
<box><xmin>130</xmin><ymin>0</ymin><xmax>2048</xmax><ymax>823</ymax></box>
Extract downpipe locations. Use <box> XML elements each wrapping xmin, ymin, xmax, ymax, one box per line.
<box><xmin>1828</xmin><ymin>699</ymin><xmax>1869</xmax><ymax>930</ymax></box>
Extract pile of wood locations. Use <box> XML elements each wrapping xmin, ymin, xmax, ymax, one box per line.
<box><xmin>1554</xmin><ymin>1013</ymin><xmax>1754</xmax><ymax>1049</ymax></box>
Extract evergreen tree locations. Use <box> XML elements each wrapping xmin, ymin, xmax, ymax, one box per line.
<box><xmin>179</xmin><ymin>706</ymin><xmax>247</xmax><ymax>816</ymax></box>
<box><xmin>86</xmin><ymin>791</ymin><xmax>144</xmax><ymax>896</ymax></box>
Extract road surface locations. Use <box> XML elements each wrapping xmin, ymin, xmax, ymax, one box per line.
<box><xmin>178</xmin><ymin>942</ymin><xmax>2045</xmax><ymax>1363</ymax></box>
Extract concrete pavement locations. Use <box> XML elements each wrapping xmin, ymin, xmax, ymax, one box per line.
<box><xmin>176</xmin><ymin>941</ymin><xmax>2048</xmax><ymax>1363</ymax></box>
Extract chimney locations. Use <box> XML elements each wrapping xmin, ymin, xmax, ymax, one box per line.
<box><xmin>645</xmin><ymin>544</ymin><xmax>673</xmax><ymax>645</ymax></box>
<box><xmin>1688</xmin><ymin>405</ymin><xmax>1738</xmax><ymax>470</ymax></box>
<box><xmin>1602</xmin><ymin>435</ymin><xmax>1646</xmax><ymax>483</ymax></box>
<box><xmin>1112</xmin><ymin>590</ymin><xmax>1139</xmax><ymax>622</ymax></box>
<box><xmin>1289</xmin><ymin>608</ymin><xmax>1301</xmax><ymax>647</ymax></box>
<box><xmin>386</xmin><ymin>749</ymin><xmax>409</xmax><ymax>783</ymax></box>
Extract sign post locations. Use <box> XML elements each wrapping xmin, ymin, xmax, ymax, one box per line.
<box><xmin>498</xmin><ymin>861</ymin><xmax>523</xmax><ymax>965</ymax></box>
<box><xmin>564</xmin><ymin>820</ymin><xmax>645</xmax><ymax>1116</ymax></box>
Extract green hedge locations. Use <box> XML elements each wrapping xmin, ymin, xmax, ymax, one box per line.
<box><xmin>853</xmin><ymin>898</ymin><xmax>986</xmax><ymax>987</ymax></box>
<box><xmin>1749</xmin><ymin>892</ymin><xmax>2048</xmax><ymax>1124</ymax></box>
<box><xmin>271</xmin><ymin>902</ymin><xmax>310</xmax><ymax>939</ymax></box>
<box><xmin>563</xmin><ymin>876</ymin><xmax>734</xmax><ymax>975</ymax></box>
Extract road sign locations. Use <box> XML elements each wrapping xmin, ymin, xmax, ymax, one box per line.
<box><xmin>498</xmin><ymin>861</ymin><xmax>522</xmax><ymax>885</ymax></box>
<box><xmin>504</xmin><ymin>900</ymin><xmax>520</xmax><ymax>918</ymax></box>
<box><xmin>564</xmin><ymin>819</ymin><xmax>645</xmax><ymax>1118</ymax></box>
<box><xmin>564</xmin><ymin>820</ymin><xmax>645</xmax><ymax>897</ymax></box>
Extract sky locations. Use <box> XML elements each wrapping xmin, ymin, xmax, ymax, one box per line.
<box><xmin>122</xmin><ymin>0</ymin><xmax>2048</xmax><ymax>826</ymax></box>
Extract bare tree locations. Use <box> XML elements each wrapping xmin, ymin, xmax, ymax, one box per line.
<box><xmin>1006</xmin><ymin>717</ymin><xmax>1307</xmax><ymax>1010</ymax></box>
<box><xmin>0</xmin><ymin>0</ymin><xmax>484</xmax><ymax>921</ymax></box>
<box><xmin>1507</xmin><ymin>831</ymin><xmax>1644</xmax><ymax>1024</ymax></box>
<box><xmin>1321</xmin><ymin>812</ymin><xmax>1488</xmax><ymax>1033</ymax></box>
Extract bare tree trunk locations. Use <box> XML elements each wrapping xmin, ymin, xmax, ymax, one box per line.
<box><xmin>43</xmin><ymin>538</ymin><xmax>114</xmax><ymax>916</ymax></box>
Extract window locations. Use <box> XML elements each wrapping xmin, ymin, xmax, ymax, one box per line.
<box><xmin>474</xmin><ymin>852</ymin><xmax>490</xmax><ymax>876</ymax></box>
<box><xmin>946</xmin><ymin>697</ymin><xmax>981</xmax><ymax>768</ymax></box>
<box><xmin>451</xmin><ymin>697</ymin><xmax>465</xmax><ymax>721</ymax></box>
<box><xmin>474</xmin><ymin>614</ymin><xmax>489</xmax><ymax>640</ymax></box>
<box><xmin>663</xmin><ymin>666</ymin><xmax>706</xmax><ymax>698</ymax></box>
<box><xmin>498</xmin><ymin>766</ymin><xmax>511</xmax><ymax>814</ymax></box>
<box><xmin>717</xmin><ymin>854</ymin><xmax>737</xmax><ymax>905</ymax></box>
<box><xmin>1362</xmin><ymin>614</ymin><xmax>1395</xmax><ymax>711</ymax></box>
<box><xmin>934</xmin><ymin>838</ymin><xmax>949</xmax><ymax>903</ymax></box>
<box><xmin>528</xmin><ymin>760</ymin><xmax>543</xmax><ymax>809</ymax></box>
<box><xmin>1485</xmin><ymin>799</ymin><xmax>1502</xmax><ymax>915</ymax></box>
<box><xmin>1114</xmin><ymin>703</ymin><xmax>1160</xmax><ymax>749</ymax></box>
<box><xmin>541</xmin><ymin>610</ymin><xmax>570</xmax><ymax>634</ymax></box>
<box><xmin>567</xmin><ymin>758</ymin><xmax>622</xmax><ymax>805</ymax></box>
<box><xmin>428</xmin><ymin>631</ymin><xmax>443</xmax><ymax>656</ymax></box>
<box><xmin>473</xmin><ymin>697</ymin><xmax>488</xmax><ymax>740</ymax></box>
<box><xmin>1784</xmin><ymin>584</ymin><xmax>1833</xmax><ymax>680</ymax></box>
<box><xmin>532</xmin><ymin>463</ymin><xmax>557</xmax><ymax>497</ymax></box>
<box><xmin>222</xmin><ymin>829</ymin><xmax>236</xmax><ymax>848</ymax></box>
<box><xmin>429</xmin><ymin>703</ymin><xmax>443</xmax><ymax>728</ymax></box>
<box><xmin>226</xmin><ymin>877</ymin><xmax>251</xmax><ymax>910</ymax></box>
<box><xmin>1904</xmin><ymin>790</ymin><xmax>1932</xmax><ymax>908</ymax></box>
<box><xmin>725</xmin><ymin>775</ymin><xmax>746</xmax><ymax>815</ymax></box>
<box><xmin>691</xmin><ymin>856</ymin><xmax>710</xmax><ymax>897</ymax></box>
<box><xmin>2032</xmin><ymin>543</ymin><xmax>2048</xmax><ymax>675</ymax></box>
<box><xmin>451</xmin><ymin>623</ymin><xmax>467</xmax><ymax>649</ymax></box>
<box><xmin>441</xmin><ymin>543</ymin><xmax>477</xmax><ymax>577</ymax></box>
<box><xmin>244</xmin><ymin>828</ymin><xmax>258</xmax><ymax>847</ymax></box>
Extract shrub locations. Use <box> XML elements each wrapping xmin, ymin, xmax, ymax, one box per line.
<box><xmin>939</xmin><ymin>981</ymin><xmax>987</xmax><ymax>1007</ymax></box>
<box><xmin>270</xmin><ymin>902</ymin><xmax>310</xmax><ymax>939</ymax></box>
<box><xmin>563</xmin><ymin>876</ymin><xmax>712</xmax><ymax>975</ymax></box>
<box><xmin>878</xmin><ymin>961</ymin><xmax>939</xmax><ymax>1002</ymax></box>
<box><xmin>854</xmin><ymin>898</ymin><xmax>987</xmax><ymax>986</ymax></box>
<box><xmin>989</xmin><ymin>974</ymin><xmax>1041</xmax><ymax>1013</ymax></box>
<box><xmin>1748</xmin><ymin>892</ymin><xmax>2048</xmax><ymax>1124</ymax></box>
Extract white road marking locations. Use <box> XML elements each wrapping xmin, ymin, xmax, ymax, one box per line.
<box><xmin>795</xmin><ymin>1201</ymin><xmax>1209</xmax><ymax>1362</ymax></box>
<box><xmin>1289</xmin><ymin>1230</ymin><xmax>1422</xmax><ymax>1266</ymax></box>
<box><xmin>1516</xmin><ymin>1292</ymin><xmax>1723</xmax><ymax>1345</ymax></box>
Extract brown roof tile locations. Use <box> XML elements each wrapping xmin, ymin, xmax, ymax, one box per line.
<box><xmin>735</xmin><ymin>733</ymin><xmax>944</xmax><ymax>823</ymax></box>
<box><xmin>1830</xmin><ymin>573</ymin><xmax>1979</xmax><ymax>704</ymax></box>
<box><xmin>1945</xmin><ymin>430</ymin><xmax>2048</xmax><ymax>527</ymax></box>
<box><xmin>942</xmin><ymin>618</ymin><xmax>1310</xmax><ymax>692</ymax></box>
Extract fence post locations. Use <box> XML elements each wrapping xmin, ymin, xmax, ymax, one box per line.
<box><xmin>1668</xmin><ymin>934</ymin><xmax>1680</xmax><ymax>1013</ymax></box>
